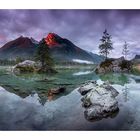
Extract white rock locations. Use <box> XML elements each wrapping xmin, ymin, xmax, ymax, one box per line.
<box><xmin>13</xmin><ymin>60</ymin><xmax>38</xmax><ymax>74</ymax></box>
<box><xmin>78</xmin><ymin>80</ymin><xmax>119</xmax><ymax>120</ymax></box>
<box><xmin>16</xmin><ymin>60</ymin><xmax>35</xmax><ymax>66</ymax></box>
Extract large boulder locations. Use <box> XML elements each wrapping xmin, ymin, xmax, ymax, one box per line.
<box><xmin>13</xmin><ymin>60</ymin><xmax>57</xmax><ymax>74</ymax></box>
<box><xmin>95</xmin><ymin>57</ymin><xmax>132</xmax><ymax>74</ymax></box>
<box><xmin>78</xmin><ymin>80</ymin><xmax>119</xmax><ymax>121</ymax></box>
<box><xmin>13</xmin><ymin>60</ymin><xmax>37</xmax><ymax>74</ymax></box>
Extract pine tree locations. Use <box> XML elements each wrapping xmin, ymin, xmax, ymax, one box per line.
<box><xmin>122</xmin><ymin>41</ymin><xmax>129</xmax><ymax>59</ymax></box>
<box><xmin>36</xmin><ymin>38</ymin><xmax>54</xmax><ymax>71</ymax></box>
<box><xmin>99</xmin><ymin>29</ymin><xmax>113</xmax><ymax>59</ymax></box>
<box><xmin>15</xmin><ymin>56</ymin><xmax>23</xmax><ymax>64</ymax></box>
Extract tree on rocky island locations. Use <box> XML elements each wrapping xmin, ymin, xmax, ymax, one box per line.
<box><xmin>35</xmin><ymin>38</ymin><xmax>55</xmax><ymax>73</ymax></box>
<box><xmin>15</xmin><ymin>56</ymin><xmax>23</xmax><ymax>64</ymax></box>
<box><xmin>122</xmin><ymin>41</ymin><xmax>129</xmax><ymax>60</ymax></box>
<box><xmin>99</xmin><ymin>29</ymin><xmax>113</xmax><ymax>60</ymax></box>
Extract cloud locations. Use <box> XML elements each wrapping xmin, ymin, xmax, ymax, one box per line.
<box><xmin>0</xmin><ymin>9</ymin><xmax>140</xmax><ymax>58</ymax></box>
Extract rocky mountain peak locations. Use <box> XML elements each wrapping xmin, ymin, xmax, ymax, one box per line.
<box><xmin>45</xmin><ymin>33</ymin><xmax>62</xmax><ymax>46</ymax></box>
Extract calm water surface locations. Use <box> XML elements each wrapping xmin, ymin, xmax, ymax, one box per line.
<box><xmin>0</xmin><ymin>66</ymin><xmax>140</xmax><ymax>130</ymax></box>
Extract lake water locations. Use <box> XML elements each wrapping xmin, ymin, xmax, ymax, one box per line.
<box><xmin>0</xmin><ymin>66</ymin><xmax>140</xmax><ymax>130</ymax></box>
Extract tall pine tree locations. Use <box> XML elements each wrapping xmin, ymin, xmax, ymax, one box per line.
<box><xmin>99</xmin><ymin>29</ymin><xmax>113</xmax><ymax>59</ymax></box>
<box><xmin>36</xmin><ymin>38</ymin><xmax>54</xmax><ymax>72</ymax></box>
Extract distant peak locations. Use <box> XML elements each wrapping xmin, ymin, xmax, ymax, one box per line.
<box><xmin>45</xmin><ymin>33</ymin><xmax>62</xmax><ymax>46</ymax></box>
<box><xmin>17</xmin><ymin>35</ymin><xmax>29</xmax><ymax>40</ymax></box>
<box><xmin>19</xmin><ymin>35</ymin><xmax>23</xmax><ymax>38</ymax></box>
<box><xmin>47</xmin><ymin>33</ymin><xmax>58</xmax><ymax>38</ymax></box>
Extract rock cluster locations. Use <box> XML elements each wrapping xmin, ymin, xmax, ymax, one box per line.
<box><xmin>95</xmin><ymin>57</ymin><xmax>132</xmax><ymax>74</ymax></box>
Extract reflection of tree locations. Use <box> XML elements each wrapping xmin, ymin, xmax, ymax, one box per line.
<box><xmin>123</xmin><ymin>85</ymin><xmax>129</xmax><ymax>102</ymax></box>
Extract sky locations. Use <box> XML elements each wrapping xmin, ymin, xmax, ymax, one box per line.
<box><xmin>0</xmin><ymin>9</ymin><xmax>140</xmax><ymax>59</ymax></box>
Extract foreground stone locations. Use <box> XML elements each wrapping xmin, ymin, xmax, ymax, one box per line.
<box><xmin>78</xmin><ymin>80</ymin><xmax>119</xmax><ymax>121</ymax></box>
<box><xmin>95</xmin><ymin>57</ymin><xmax>132</xmax><ymax>74</ymax></box>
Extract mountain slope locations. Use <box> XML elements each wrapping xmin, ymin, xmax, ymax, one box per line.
<box><xmin>0</xmin><ymin>33</ymin><xmax>103</xmax><ymax>63</ymax></box>
<box><xmin>0</xmin><ymin>36</ymin><xmax>38</xmax><ymax>59</ymax></box>
<box><xmin>45</xmin><ymin>33</ymin><xmax>103</xmax><ymax>63</ymax></box>
<box><xmin>132</xmin><ymin>55</ymin><xmax>140</xmax><ymax>64</ymax></box>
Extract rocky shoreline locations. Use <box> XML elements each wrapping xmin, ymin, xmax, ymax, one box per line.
<box><xmin>95</xmin><ymin>57</ymin><xmax>132</xmax><ymax>74</ymax></box>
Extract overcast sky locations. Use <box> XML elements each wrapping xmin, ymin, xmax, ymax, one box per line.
<box><xmin>0</xmin><ymin>10</ymin><xmax>140</xmax><ymax>59</ymax></box>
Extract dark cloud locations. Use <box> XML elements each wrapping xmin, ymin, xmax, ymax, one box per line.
<box><xmin>0</xmin><ymin>9</ymin><xmax>140</xmax><ymax>58</ymax></box>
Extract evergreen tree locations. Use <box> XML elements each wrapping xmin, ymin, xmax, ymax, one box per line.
<box><xmin>15</xmin><ymin>56</ymin><xmax>23</xmax><ymax>64</ymax></box>
<box><xmin>122</xmin><ymin>41</ymin><xmax>129</xmax><ymax>59</ymax></box>
<box><xmin>99</xmin><ymin>29</ymin><xmax>113</xmax><ymax>59</ymax></box>
<box><xmin>36</xmin><ymin>38</ymin><xmax>54</xmax><ymax>71</ymax></box>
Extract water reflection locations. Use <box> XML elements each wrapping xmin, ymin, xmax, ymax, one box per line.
<box><xmin>0</xmin><ymin>66</ymin><xmax>140</xmax><ymax>130</ymax></box>
<box><xmin>0</xmin><ymin>78</ymin><xmax>140</xmax><ymax>130</ymax></box>
<box><xmin>84</xmin><ymin>109</ymin><xmax>120</xmax><ymax>122</ymax></box>
<box><xmin>122</xmin><ymin>85</ymin><xmax>129</xmax><ymax>102</ymax></box>
<box><xmin>99</xmin><ymin>73</ymin><xmax>129</xmax><ymax>85</ymax></box>
<box><xmin>0</xmin><ymin>68</ymin><xmax>96</xmax><ymax>104</ymax></box>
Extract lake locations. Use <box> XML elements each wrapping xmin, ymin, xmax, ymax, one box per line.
<box><xmin>0</xmin><ymin>66</ymin><xmax>140</xmax><ymax>130</ymax></box>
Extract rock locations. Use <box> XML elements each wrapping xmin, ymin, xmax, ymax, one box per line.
<box><xmin>13</xmin><ymin>60</ymin><xmax>57</xmax><ymax>74</ymax></box>
<box><xmin>48</xmin><ymin>87</ymin><xmax>66</xmax><ymax>96</ymax></box>
<box><xmin>78</xmin><ymin>80</ymin><xmax>119</xmax><ymax>121</ymax></box>
<box><xmin>13</xmin><ymin>60</ymin><xmax>37</xmax><ymax>74</ymax></box>
<box><xmin>95</xmin><ymin>57</ymin><xmax>132</xmax><ymax>74</ymax></box>
<box><xmin>78</xmin><ymin>80</ymin><xmax>97</xmax><ymax>95</ymax></box>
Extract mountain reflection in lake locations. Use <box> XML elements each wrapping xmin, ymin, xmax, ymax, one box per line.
<box><xmin>0</xmin><ymin>67</ymin><xmax>100</xmax><ymax>104</ymax></box>
<box><xmin>0</xmin><ymin>66</ymin><xmax>140</xmax><ymax>130</ymax></box>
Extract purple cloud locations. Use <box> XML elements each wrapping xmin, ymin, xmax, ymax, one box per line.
<box><xmin>0</xmin><ymin>9</ymin><xmax>140</xmax><ymax>59</ymax></box>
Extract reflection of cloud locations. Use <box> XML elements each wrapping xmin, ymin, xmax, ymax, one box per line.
<box><xmin>0</xmin><ymin>10</ymin><xmax>139</xmax><ymax>57</ymax></box>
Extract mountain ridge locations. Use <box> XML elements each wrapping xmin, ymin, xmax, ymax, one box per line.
<box><xmin>0</xmin><ymin>33</ymin><xmax>104</xmax><ymax>63</ymax></box>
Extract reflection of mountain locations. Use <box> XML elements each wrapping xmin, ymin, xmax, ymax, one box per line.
<box><xmin>0</xmin><ymin>33</ymin><xmax>103</xmax><ymax>63</ymax></box>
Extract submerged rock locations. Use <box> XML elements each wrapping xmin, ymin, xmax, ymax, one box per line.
<box><xmin>78</xmin><ymin>80</ymin><xmax>119</xmax><ymax>121</ymax></box>
<box><xmin>95</xmin><ymin>57</ymin><xmax>132</xmax><ymax>74</ymax></box>
<box><xmin>48</xmin><ymin>87</ymin><xmax>66</xmax><ymax>96</ymax></box>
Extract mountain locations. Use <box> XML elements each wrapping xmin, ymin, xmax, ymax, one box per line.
<box><xmin>0</xmin><ymin>36</ymin><xmax>38</xmax><ymax>59</ymax></box>
<box><xmin>44</xmin><ymin>33</ymin><xmax>103</xmax><ymax>63</ymax></box>
<box><xmin>0</xmin><ymin>33</ymin><xmax>103</xmax><ymax>63</ymax></box>
<box><xmin>132</xmin><ymin>55</ymin><xmax>140</xmax><ymax>64</ymax></box>
<box><xmin>134</xmin><ymin>55</ymin><xmax>140</xmax><ymax>59</ymax></box>
<box><xmin>88</xmin><ymin>52</ymin><xmax>105</xmax><ymax>64</ymax></box>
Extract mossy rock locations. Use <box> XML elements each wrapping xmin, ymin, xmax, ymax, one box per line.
<box><xmin>95</xmin><ymin>58</ymin><xmax>132</xmax><ymax>74</ymax></box>
<box><xmin>118</xmin><ymin>60</ymin><xmax>132</xmax><ymax>70</ymax></box>
<box><xmin>16</xmin><ymin>65</ymin><xmax>35</xmax><ymax>73</ymax></box>
<box><xmin>100</xmin><ymin>59</ymin><xmax>114</xmax><ymax>68</ymax></box>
